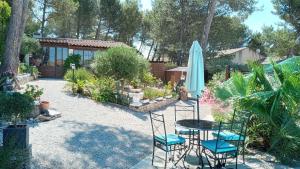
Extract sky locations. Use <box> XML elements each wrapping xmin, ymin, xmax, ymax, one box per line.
<box><xmin>139</xmin><ymin>0</ymin><xmax>283</xmax><ymax>33</ymax></box>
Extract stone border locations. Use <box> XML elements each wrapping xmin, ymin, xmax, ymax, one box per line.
<box><xmin>17</xmin><ymin>73</ymin><xmax>35</xmax><ymax>85</ymax></box>
<box><xmin>107</xmin><ymin>98</ymin><xmax>177</xmax><ymax>113</ymax></box>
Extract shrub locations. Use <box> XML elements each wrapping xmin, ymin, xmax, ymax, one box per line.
<box><xmin>63</xmin><ymin>54</ymin><xmax>81</xmax><ymax>71</ymax></box>
<box><xmin>215</xmin><ymin>62</ymin><xmax>300</xmax><ymax>164</ymax></box>
<box><xmin>92</xmin><ymin>47</ymin><xmax>149</xmax><ymax>86</ymax></box>
<box><xmin>20</xmin><ymin>35</ymin><xmax>41</xmax><ymax>55</ymax></box>
<box><xmin>19</xmin><ymin>63</ymin><xmax>28</xmax><ymax>74</ymax></box>
<box><xmin>64</xmin><ymin>68</ymin><xmax>94</xmax><ymax>83</ymax></box>
<box><xmin>0</xmin><ymin>92</ymin><xmax>34</xmax><ymax>126</ymax></box>
<box><xmin>91</xmin><ymin>77</ymin><xmax>115</xmax><ymax>102</ymax></box>
<box><xmin>140</xmin><ymin>72</ymin><xmax>157</xmax><ymax>87</ymax></box>
<box><xmin>18</xmin><ymin>63</ymin><xmax>40</xmax><ymax>77</ymax></box>
<box><xmin>143</xmin><ymin>87</ymin><xmax>164</xmax><ymax>100</ymax></box>
<box><xmin>130</xmin><ymin>78</ymin><xmax>141</xmax><ymax>89</ymax></box>
<box><xmin>137</xmin><ymin>57</ymin><xmax>150</xmax><ymax>81</ymax></box>
<box><xmin>24</xmin><ymin>84</ymin><xmax>43</xmax><ymax>100</ymax></box>
<box><xmin>163</xmin><ymin>81</ymin><xmax>173</xmax><ymax>96</ymax></box>
<box><xmin>207</xmin><ymin>71</ymin><xmax>226</xmax><ymax>91</ymax></box>
<box><xmin>165</xmin><ymin>62</ymin><xmax>177</xmax><ymax>70</ymax></box>
<box><xmin>64</xmin><ymin>68</ymin><xmax>94</xmax><ymax>94</ymax></box>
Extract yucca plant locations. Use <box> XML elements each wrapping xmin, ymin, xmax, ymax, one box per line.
<box><xmin>215</xmin><ymin>59</ymin><xmax>300</xmax><ymax>164</ymax></box>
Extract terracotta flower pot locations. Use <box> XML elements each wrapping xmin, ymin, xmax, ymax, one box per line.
<box><xmin>40</xmin><ymin>101</ymin><xmax>49</xmax><ymax>110</ymax></box>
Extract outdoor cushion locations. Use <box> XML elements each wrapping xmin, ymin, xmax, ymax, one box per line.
<box><xmin>202</xmin><ymin>140</ymin><xmax>237</xmax><ymax>154</ymax></box>
<box><xmin>212</xmin><ymin>131</ymin><xmax>245</xmax><ymax>141</ymax></box>
<box><xmin>155</xmin><ymin>134</ymin><xmax>185</xmax><ymax>145</ymax></box>
<box><xmin>176</xmin><ymin>126</ymin><xmax>199</xmax><ymax>135</ymax></box>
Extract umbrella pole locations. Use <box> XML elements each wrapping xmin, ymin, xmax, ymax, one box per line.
<box><xmin>197</xmin><ymin>95</ymin><xmax>200</xmax><ymax>122</ymax></box>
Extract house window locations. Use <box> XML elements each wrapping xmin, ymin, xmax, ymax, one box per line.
<box><xmin>56</xmin><ymin>47</ymin><xmax>63</xmax><ymax>66</ymax></box>
<box><xmin>84</xmin><ymin>50</ymin><xmax>94</xmax><ymax>65</ymax></box>
<box><xmin>48</xmin><ymin>47</ymin><xmax>55</xmax><ymax>66</ymax></box>
<box><xmin>63</xmin><ymin>48</ymin><xmax>68</xmax><ymax>61</ymax></box>
<box><xmin>74</xmin><ymin>50</ymin><xmax>84</xmax><ymax>64</ymax></box>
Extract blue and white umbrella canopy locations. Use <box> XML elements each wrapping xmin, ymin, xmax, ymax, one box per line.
<box><xmin>185</xmin><ymin>41</ymin><xmax>205</xmax><ymax>98</ymax></box>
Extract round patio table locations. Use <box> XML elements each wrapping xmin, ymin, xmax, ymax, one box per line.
<box><xmin>176</xmin><ymin>119</ymin><xmax>217</xmax><ymax>131</ymax></box>
<box><xmin>175</xmin><ymin>119</ymin><xmax>218</xmax><ymax>168</ymax></box>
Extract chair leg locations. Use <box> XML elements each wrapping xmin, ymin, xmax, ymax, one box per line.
<box><xmin>242</xmin><ymin>142</ymin><xmax>245</xmax><ymax>164</ymax></box>
<box><xmin>152</xmin><ymin>145</ymin><xmax>155</xmax><ymax>165</ymax></box>
<box><xmin>164</xmin><ymin>151</ymin><xmax>168</xmax><ymax>169</ymax></box>
<box><xmin>236</xmin><ymin>153</ymin><xmax>238</xmax><ymax>169</ymax></box>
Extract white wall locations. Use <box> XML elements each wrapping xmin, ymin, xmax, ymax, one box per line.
<box><xmin>232</xmin><ymin>48</ymin><xmax>263</xmax><ymax>64</ymax></box>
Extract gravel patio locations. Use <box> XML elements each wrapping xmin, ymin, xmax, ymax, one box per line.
<box><xmin>26</xmin><ymin>79</ymin><xmax>298</xmax><ymax>169</ymax></box>
<box><xmin>28</xmin><ymin>79</ymin><xmax>208</xmax><ymax>168</ymax></box>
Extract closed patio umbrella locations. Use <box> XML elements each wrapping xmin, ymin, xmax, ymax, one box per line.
<box><xmin>185</xmin><ymin>41</ymin><xmax>205</xmax><ymax>121</ymax></box>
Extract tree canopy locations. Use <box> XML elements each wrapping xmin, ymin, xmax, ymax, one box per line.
<box><xmin>273</xmin><ymin>0</ymin><xmax>300</xmax><ymax>33</ymax></box>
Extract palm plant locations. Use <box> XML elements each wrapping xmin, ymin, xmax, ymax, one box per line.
<box><xmin>215</xmin><ymin>60</ymin><xmax>300</xmax><ymax>164</ymax></box>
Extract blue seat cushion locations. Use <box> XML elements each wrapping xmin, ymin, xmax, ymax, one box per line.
<box><xmin>202</xmin><ymin>140</ymin><xmax>237</xmax><ymax>154</ymax></box>
<box><xmin>155</xmin><ymin>134</ymin><xmax>185</xmax><ymax>145</ymax></box>
<box><xmin>176</xmin><ymin>126</ymin><xmax>200</xmax><ymax>135</ymax></box>
<box><xmin>212</xmin><ymin>131</ymin><xmax>245</xmax><ymax>141</ymax></box>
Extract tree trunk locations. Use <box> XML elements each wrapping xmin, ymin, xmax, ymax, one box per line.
<box><xmin>151</xmin><ymin>44</ymin><xmax>158</xmax><ymax>62</ymax></box>
<box><xmin>105</xmin><ymin>27</ymin><xmax>111</xmax><ymax>40</ymax></box>
<box><xmin>1</xmin><ymin>0</ymin><xmax>29</xmax><ymax>75</ymax></box>
<box><xmin>138</xmin><ymin>40</ymin><xmax>143</xmax><ymax>52</ymax></box>
<box><xmin>95</xmin><ymin>17</ymin><xmax>102</xmax><ymax>40</ymax></box>
<box><xmin>41</xmin><ymin>0</ymin><xmax>47</xmax><ymax>37</ymax></box>
<box><xmin>76</xmin><ymin>10</ymin><xmax>81</xmax><ymax>39</ymax></box>
<box><xmin>201</xmin><ymin>0</ymin><xmax>217</xmax><ymax>51</ymax></box>
<box><xmin>147</xmin><ymin>41</ymin><xmax>154</xmax><ymax>60</ymax></box>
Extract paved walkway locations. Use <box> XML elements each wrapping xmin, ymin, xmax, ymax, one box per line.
<box><xmin>27</xmin><ymin>79</ymin><xmax>210</xmax><ymax>169</ymax></box>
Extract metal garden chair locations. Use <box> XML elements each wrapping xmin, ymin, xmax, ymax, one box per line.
<box><xmin>212</xmin><ymin>110</ymin><xmax>251</xmax><ymax>163</ymax></box>
<box><xmin>150</xmin><ymin>111</ymin><xmax>186</xmax><ymax>169</ymax></box>
<box><xmin>174</xmin><ymin>102</ymin><xmax>198</xmax><ymax>135</ymax></box>
<box><xmin>201</xmin><ymin>121</ymin><xmax>246</xmax><ymax>169</ymax></box>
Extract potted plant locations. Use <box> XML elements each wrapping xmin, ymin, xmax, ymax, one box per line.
<box><xmin>0</xmin><ymin>92</ymin><xmax>34</xmax><ymax>149</ymax></box>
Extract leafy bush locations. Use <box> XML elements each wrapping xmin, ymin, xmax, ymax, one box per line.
<box><xmin>64</xmin><ymin>68</ymin><xmax>94</xmax><ymax>94</ymax></box>
<box><xmin>141</xmin><ymin>72</ymin><xmax>158</xmax><ymax>87</ymax></box>
<box><xmin>91</xmin><ymin>77</ymin><xmax>115</xmax><ymax>102</ymax></box>
<box><xmin>206</xmin><ymin>56</ymin><xmax>234</xmax><ymax>75</ymax></box>
<box><xmin>0</xmin><ymin>141</ymin><xmax>28</xmax><ymax>169</ymax></box>
<box><xmin>138</xmin><ymin>57</ymin><xmax>150</xmax><ymax>80</ymax></box>
<box><xmin>63</xmin><ymin>54</ymin><xmax>81</xmax><ymax>71</ymax></box>
<box><xmin>165</xmin><ymin>62</ymin><xmax>177</xmax><ymax>70</ymax></box>
<box><xmin>20</xmin><ymin>35</ymin><xmax>41</xmax><ymax>55</ymax></box>
<box><xmin>19</xmin><ymin>63</ymin><xmax>28</xmax><ymax>74</ymax></box>
<box><xmin>143</xmin><ymin>87</ymin><xmax>164</xmax><ymax>100</ymax></box>
<box><xmin>64</xmin><ymin>68</ymin><xmax>94</xmax><ymax>83</ymax></box>
<box><xmin>215</xmin><ymin>62</ymin><xmax>300</xmax><ymax>164</ymax></box>
<box><xmin>130</xmin><ymin>78</ymin><xmax>141</xmax><ymax>89</ymax></box>
<box><xmin>18</xmin><ymin>63</ymin><xmax>39</xmax><ymax>76</ymax></box>
<box><xmin>0</xmin><ymin>92</ymin><xmax>34</xmax><ymax>126</ymax></box>
<box><xmin>163</xmin><ymin>81</ymin><xmax>173</xmax><ymax>96</ymax></box>
<box><xmin>207</xmin><ymin>71</ymin><xmax>226</xmax><ymax>91</ymax></box>
<box><xmin>24</xmin><ymin>84</ymin><xmax>43</xmax><ymax>100</ymax></box>
<box><xmin>92</xmin><ymin>47</ymin><xmax>148</xmax><ymax>85</ymax></box>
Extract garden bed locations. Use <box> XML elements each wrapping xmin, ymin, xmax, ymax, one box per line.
<box><xmin>108</xmin><ymin>98</ymin><xmax>177</xmax><ymax>113</ymax></box>
<box><xmin>17</xmin><ymin>73</ymin><xmax>35</xmax><ymax>85</ymax></box>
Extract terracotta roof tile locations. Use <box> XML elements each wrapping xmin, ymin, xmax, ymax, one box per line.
<box><xmin>39</xmin><ymin>38</ymin><xmax>127</xmax><ymax>48</ymax></box>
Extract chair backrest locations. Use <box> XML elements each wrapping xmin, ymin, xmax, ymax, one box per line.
<box><xmin>230</xmin><ymin>109</ymin><xmax>251</xmax><ymax>137</ymax></box>
<box><xmin>174</xmin><ymin>104</ymin><xmax>195</xmax><ymax>122</ymax></box>
<box><xmin>215</xmin><ymin>121</ymin><xmax>246</xmax><ymax>151</ymax></box>
<box><xmin>149</xmin><ymin>111</ymin><xmax>167</xmax><ymax>144</ymax></box>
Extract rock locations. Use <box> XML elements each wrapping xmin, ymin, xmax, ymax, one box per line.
<box><xmin>165</xmin><ymin>95</ymin><xmax>172</xmax><ymax>99</ymax></box>
<box><xmin>141</xmin><ymin>99</ymin><xmax>150</xmax><ymax>104</ymax></box>
<box><xmin>156</xmin><ymin>97</ymin><xmax>163</xmax><ymax>101</ymax></box>
<box><xmin>129</xmin><ymin>88</ymin><xmax>142</xmax><ymax>93</ymax></box>
<box><xmin>149</xmin><ymin>100</ymin><xmax>157</xmax><ymax>104</ymax></box>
